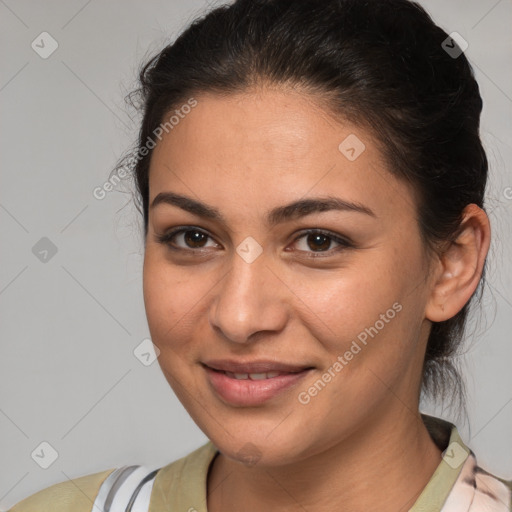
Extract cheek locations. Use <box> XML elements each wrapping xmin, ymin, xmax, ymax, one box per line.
<box><xmin>142</xmin><ymin>248</ymin><xmax>223</xmax><ymax>364</ymax></box>
<box><xmin>289</xmin><ymin>246</ymin><xmax>426</xmax><ymax>386</ymax></box>
<box><xmin>143</xmin><ymin>251</ymin><xmax>196</xmax><ymax>346</ymax></box>
<box><xmin>142</xmin><ymin>253</ymin><xmax>208</xmax><ymax>397</ymax></box>
<box><xmin>287</xmin><ymin>261</ymin><xmax>406</xmax><ymax>349</ymax></box>
<box><xmin>144</xmin><ymin>249</ymin><xmax>191</xmax><ymax>315</ymax></box>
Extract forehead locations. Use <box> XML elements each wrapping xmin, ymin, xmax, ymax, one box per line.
<box><xmin>152</xmin><ymin>87</ymin><xmax>361</xmax><ymax>167</ymax></box>
<box><xmin>148</xmin><ymin>88</ymin><xmax>416</xmax><ymax>221</ymax></box>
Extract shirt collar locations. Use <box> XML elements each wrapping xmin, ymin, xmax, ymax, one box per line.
<box><xmin>409</xmin><ymin>413</ymin><xmax>471</xmax><ymax>511</ymax></box>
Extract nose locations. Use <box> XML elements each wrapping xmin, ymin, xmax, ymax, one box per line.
<box><xmin>208</xmin><ymin>248</ymin><xmax>289</xmax><ymax>344</ymax></box>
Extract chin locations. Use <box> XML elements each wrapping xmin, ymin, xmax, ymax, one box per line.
<box><xmin>206</xmin><ymin>421</ymin><xmax>313</xmax><ymax>468</ymax></box>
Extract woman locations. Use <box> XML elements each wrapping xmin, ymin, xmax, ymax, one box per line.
<box><xmin>9</xmin><ymin>0</ymin><xmax>511</xmax><ymax>510</ymax></box>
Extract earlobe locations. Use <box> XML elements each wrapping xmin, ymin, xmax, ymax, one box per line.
<box><xmin>425</xmin><ymin>204</ymin><xmax>490</xmax><ymax>323</ymax></box>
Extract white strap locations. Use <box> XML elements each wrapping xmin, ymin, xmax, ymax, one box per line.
<box><xmin>127</xmin><ymin>475</ymin><xmax>156</xmax><ymax>512</ymax></box>
<box><xmin>92</xmin><ymin>465</ymin><xmax>158</xmax><ymax>512</ymax></box>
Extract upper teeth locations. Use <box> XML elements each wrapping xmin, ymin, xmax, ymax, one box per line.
<box><xmin>225</xmin><ymin>371</ymin><xmax>282</xmax><ymax>380</ymax></box>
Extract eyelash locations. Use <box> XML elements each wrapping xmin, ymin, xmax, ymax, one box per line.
<box><xmin>155</xmin><ymin>226</ymin><xmax>353</xmax><ymax>257</ymax></box>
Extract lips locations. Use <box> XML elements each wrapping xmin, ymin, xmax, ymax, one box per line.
<box><xmin>202</xmin><ymin>359</ymin><xmax>314</xmax><ymax>406</ymax></box>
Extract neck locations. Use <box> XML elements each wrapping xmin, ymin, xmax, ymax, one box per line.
<box><xmin>207</xmin><ymin>407</ymin><xmax>442</xmax><ymax>512</ymax></box>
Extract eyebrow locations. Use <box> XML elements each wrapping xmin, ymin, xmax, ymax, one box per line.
<box><xmin>150</xmin><ymin>191</ymin><xmax>376</xmax><ymax>226</ymax></box>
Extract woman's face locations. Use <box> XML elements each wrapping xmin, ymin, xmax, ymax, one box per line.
<box><xmin>143</xmin><ymin>87</ymin><xmax>435</xmax><ymax>466</ymax></box>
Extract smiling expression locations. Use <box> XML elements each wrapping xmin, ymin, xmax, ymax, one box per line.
<box><xmin>142</xmin><ymin>86</ymin><xmax>436</xmax><ymax>466</ymax></box>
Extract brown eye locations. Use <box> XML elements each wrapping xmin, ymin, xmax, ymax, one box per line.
<box><xmin>156</xmin><ymin>227</ymin><xmax>219</xmax><ymax>251</ymax></box>
<box><xmin>183</xmin><ymin>230</ymin><xmax>209</xmax><ymax>248</ymax></box>
<box><xmin>305</xmin><ymin>233</ymin><xmax>331</xmax><ymax>251</ymax></box>
<box><xmin>292</xmin><ymin>229</ymin><xmax>352</xmax><ymax>255</ymax></box>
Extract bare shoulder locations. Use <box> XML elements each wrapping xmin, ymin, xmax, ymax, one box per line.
<box><xmin>8</xmin><ymin>468</ymin><xmax>117</xmax><ymax>512</ymax></box>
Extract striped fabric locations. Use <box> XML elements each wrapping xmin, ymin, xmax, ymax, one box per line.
<box><xmin>91</xmin><ymin>465</ymin><xmax>158</xmax><ymax>512</ymax></box>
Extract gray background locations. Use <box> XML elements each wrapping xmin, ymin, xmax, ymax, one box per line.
<box><xmin>1</xmin><ymin>0</ymin><xmax>511</xmax><ymax>508</ymax></box>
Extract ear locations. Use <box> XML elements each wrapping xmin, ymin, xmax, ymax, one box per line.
<box><xmin>425</xmin><ymin>204</ymin><xmax>491</xmax><ymax>322</ymax></box>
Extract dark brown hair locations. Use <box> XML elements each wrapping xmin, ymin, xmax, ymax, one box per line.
<box><xmin>119</xmin><ymin>0</ymin><xmax>488</xmax><ymax>410</ymax></box>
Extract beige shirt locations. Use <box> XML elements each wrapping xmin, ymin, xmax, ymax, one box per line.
<box><xmin>9</xmin><ymin>415</ymin><xmax>512</xmax><ymax>511</ymax></box>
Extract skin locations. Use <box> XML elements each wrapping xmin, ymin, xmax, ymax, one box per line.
<box><xmin>142</xmin><ymin>86</ymin><xmax>490</xmax><ymax>511</ymax></box>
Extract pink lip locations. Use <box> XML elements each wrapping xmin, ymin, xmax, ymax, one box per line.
<box><xmin>203</xmin><ymin>364</ymin><xmax>312</xmax><ymax>406</ymax></box>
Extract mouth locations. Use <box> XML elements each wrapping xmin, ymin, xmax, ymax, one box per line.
<box><xmin>201</xmin><ymin>360</ymin><xmax>314</xmax><ymax>406</ymax></box>
<box><xmin>219</xmin><ymin>370</ymin><xmax>295</xmax><ymax>380</ymax></box>
<box><xmin>202</xmin><ymin>359</ymin><xmax>313</xmax><ymax>374</ymax></box>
